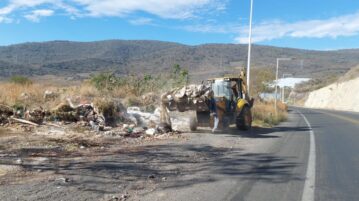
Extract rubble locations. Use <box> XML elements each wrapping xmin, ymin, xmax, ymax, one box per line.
<box><xmin>127</xmin><ymin>106</ymin><xmax>160</xmax><ymax>127</ymax></box>
<box><xmin>0</xmin><ymin>97</ymin><xmax>182</xmax><ymax>139</ymax></box>
<box><xmin>145</xmin><ymin>128</ymin><xmax>156</xmax><ymax>136</ymax></box>
<box><xmin>0</xmin><ymin>104</ymin><xmax>13</xmax><ymax>124</ymax></box>
<box><xmin>25</xmin><ymin>108</ymin><xmax>45</xmax><ymax>124</ymax></box>
<box><xmin>161</xmin><ymin>84</ymin><xmax>211</xmax><ymax>112</ymax></box>
<box><xmin>50</xmin><ymin>99</ymin><xmax>106</xmax><ymax>130</ymax></box>
<box><xmin>156</xmin><ymin>122</ymin><xmax>172</xmax><ymax>133</ymax></box>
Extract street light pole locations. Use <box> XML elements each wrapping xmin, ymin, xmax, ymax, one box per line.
<box><xmin>275</xmin><ymin>58</ymin><xmax>293</xmax><ymax>116</ymax></box>
<box><xmin>246</xmin><ymin>0</ymin><xmax>254</xmax><ymax>96</ymax></box>
<box><xmin>281</xmin><ymin>73</ymin><xmax>293</xmax><ymax>103</ymax></box>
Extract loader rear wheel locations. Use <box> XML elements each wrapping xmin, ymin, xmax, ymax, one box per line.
<box><xmin>236</xmin><ymin>106</ymin><xmax>252</xmax><ymax>130</ymax></box>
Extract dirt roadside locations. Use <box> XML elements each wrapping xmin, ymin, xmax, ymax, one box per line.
<box><xmin>0</xmin><ymin>125</ymin><xmax>281</xmax><ymax>201</ymax></box>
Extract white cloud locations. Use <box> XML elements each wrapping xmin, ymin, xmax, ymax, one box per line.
<box><xmin>0</xmin><ymin>16</ymin><xmax>13</xmax><ymax>23</ymax></box>
<box><xmin>129</xmin><ymin>17</ymin><xmax>153</xmax><ymax>25</ymax></box>
<box><xmin>72</xmin><ymin>0</ymin><xmax>224</xmax><ymax>19</ymax></box>
<box><xmin>24</xmin><ymin>9</ymin><xmax>54</xmax><ymax>22</ymax></box>
<box><xmin>0</xmin><ymin>0</ymin><xmax>225</xmax><ymax>23</ymax></box>
<box><xmin>183</xmin><ymin>23</ymin><xmax>239</xmax><ymax>34</ymax></box>
<box><xmin>235</xmin><ymin>11</ymin><xmax>359</xmax><ymax>43</ymax></box>
<box><xmin>182</xmin><ymin>11</ymin><xmax>359</xmax><ymax>44</ymax></box>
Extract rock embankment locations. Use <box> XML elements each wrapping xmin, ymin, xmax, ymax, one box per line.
<box><xmin>304</xmin><ymin>77</ymin><xmax>359</xmax><ymax>112</ymax></box>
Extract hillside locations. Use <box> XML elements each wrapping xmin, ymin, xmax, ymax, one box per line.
<box><xmin>1</xmin><ymin>40</ymin><xmax>359</xmax><ymax>80</ymax></box>
<box><xmin>304</xmin><ymin>66</ymin><xmax>359</xmax><ymax>112</ymax></box>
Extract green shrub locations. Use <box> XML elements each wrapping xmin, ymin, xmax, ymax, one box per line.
<box><xmin>10</xmin><ymin>76</ymin><xmax>33</xmax><ymax>85</ymax></box>
<box><xmin>90</xmin><ymin>72</ymin><xmax>121</xmax><ymax>91</ymax></box>
<box><xmin>171</xmin><ymin>64</ymin><xmax>189</xmax><ymax>87</ymax></box>
<box><xmin>90</xmin><ymin>65</ymin><xmax>190</xmax><ymax>97</ymax></box>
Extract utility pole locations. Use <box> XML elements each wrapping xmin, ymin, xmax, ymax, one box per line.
<box><xmin>246</xmin><ymin>0</ymin><xmax>254</xmax><ymax>96</ymax></box>
<box><xmin>275</xmin><ymin>58</ymin><xmax>293</xmax><ymax>116</ymax></box>
<box><xmin>281</xmin><ymin>73</ymin><xmax>293</xmax><ymax>103</ymax></box>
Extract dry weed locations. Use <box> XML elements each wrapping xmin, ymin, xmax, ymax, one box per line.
<box><xmin>252</xmin><ymin>100</ymin><xmax>288</xmax><ymax>126</ymax></box>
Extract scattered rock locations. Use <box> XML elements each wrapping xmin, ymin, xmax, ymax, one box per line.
<box><xmin>24</xmin><ymin>108</ymin><xmax>45</xmax><ymax>124</ymax></box>
<box><xmin>156</xmin><ymin>122</ymin><xmax>172</xmax><ymax>133</ymax></box>
<box><xmin>121</xmin><ymin>193</ymin><xmax>129</xmax><ymax>200</ymax></box>
<box><xmin>145</xmin><ymin>128</ymin><xmax>156</xmax><ymax>136</ymax></box>
<box><xmin>148</xmin><ymin>174</ymin><xmax>156</xmax><ymax>179</ymax></box>
<box><xmin>57</xmin><ymin>177</ymin><xmax>70</xmax><ymax>183</ymax></box>
<box><xmin>132</xmin><ymin>127</ymin><xmax>144</xmax><ymax>133</ymax></box>
<box><xmin>15</xmin><ymin>158</ymin><xmax>22</xmax><ymax>165</ymax></box>
<box><xmin>103</xmin><ymin>129</ymin><xmax>127</xmax><ymax>137</ymax></box>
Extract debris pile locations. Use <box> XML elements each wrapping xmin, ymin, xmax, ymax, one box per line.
<box><xmin>161</xmin><ymin>84</ymin><xmax>211</xmax><ymax>112</ymax></box>
<box><xmin>0</xmin><ymin>98</ymin><xmax>181</xmax><ymax>138</ymax></box>
<box><xmin>0</xmin><ymin>104</ymin><xmax>14</xmax><ymax>125</ymax></box>
<box><xmin>25</xmin><ymin>108</ymin><xmax>46</xmax><ymax>124</ymax></box>
<box><xmin>50</xmin><ymin>101</ymin><xmax>105</xmax><ymax>131</ymax></box>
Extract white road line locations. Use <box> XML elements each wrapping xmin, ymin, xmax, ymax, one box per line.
<box><xmin>299</xmin><ymin>111</ymin><xmax>316</xmax><ymax>201</ymax></box>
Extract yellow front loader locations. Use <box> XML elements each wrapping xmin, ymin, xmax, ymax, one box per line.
<box><xmin>162</xmin><ymin>73</ymin><xmax>254</xmax><ymax>132</ymax></box>
<box><xmin>193</xmin><ymin>76</ymin><xmax>253</xmax><ymax>131</ymax></box>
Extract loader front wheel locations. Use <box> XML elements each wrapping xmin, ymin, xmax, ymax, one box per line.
<box><xmin>236</xmin><ymin>106</ymin><xmax>252</xmax><ymax>130</ymax></box>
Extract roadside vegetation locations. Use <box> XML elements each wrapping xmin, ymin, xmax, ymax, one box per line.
<box><xmin>252</xmin><ymin>101</ymin><xmax>288</xmax><ymax>126</ymax></box>
<box><xmin>250</xmin><ymin>68</ymin><xmax>288</xmax><ymax>126</ymax></box>
<box><xmin>0</xmin><ymin>64</ymin><xmax>189</xmax><ymax>112</ymax></box>
<box><xmin>0</xmin><ymin>65</ymin><xmax>288</xmax><ymax>128</ymax></box>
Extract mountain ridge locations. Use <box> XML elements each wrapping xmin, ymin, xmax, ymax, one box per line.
<box><xmin>0</xmin><ymin>40</ymin><xmax>358</xmax><ymax>80</ymax></box>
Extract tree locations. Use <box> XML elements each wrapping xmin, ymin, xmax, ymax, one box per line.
<box><xmin>251</xmin><ymin>68</ymin><xmax>275</xmax><ymax>97</ymax></box>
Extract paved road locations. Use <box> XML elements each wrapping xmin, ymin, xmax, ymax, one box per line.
<box><xmin>228</xmin><ymin>107</ymin><xmax>359</xmax><ymax>201</ymax></box>
<box><xmin>137</xmin><ymin>107</ymin><xmax>359</xmax><ymax>201</ymax></box>
<box><xmin>297</xmin><ymin>107</ymin><xmax>359</xmax><ymax>201</ymax></box>
<box><xmin>0</xmin><ymin>107</ymin><xmax>358</xmax><ymax>201</ymax></box>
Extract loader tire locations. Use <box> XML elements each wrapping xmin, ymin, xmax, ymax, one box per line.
<box><xmin>236</xmin><ymin>106</ymin><xmax>252</xmax><ymax>130</ymax></box>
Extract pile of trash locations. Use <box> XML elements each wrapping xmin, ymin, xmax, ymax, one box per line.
<box><xmin>1</xmin><ymin>84</ymin><xmax>209</xmax><ymax>137</ymax></box>
<box><xmin>0</xmin><ymin>98</ymin><xmax>180</xmax><ymax>138</ymax></box>
<box><xmin>161</xmin><ymin>84</ymin><xmax>211</xmax><ymax>112</ymax></box>
<box><xmin>0</xmin><ymin>104</ymin><xmax>14</xmax><ymax>125</ymax></box>
<box><xmin>49</xmin><ymin>101</ymin><xmax>106</xmax><ymax>131</ymax></box>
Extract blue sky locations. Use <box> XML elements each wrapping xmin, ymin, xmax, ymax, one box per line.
<box><xmin>1</xmin><ymin>0</ymin><xmax>359</xmax><ymax>50</ymax></box>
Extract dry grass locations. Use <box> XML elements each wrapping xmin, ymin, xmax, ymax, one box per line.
<box><xmin>0</xmin><ymin>81</ymin><xmax>98</xmax><ymax>109</ymax></box>
<box><xmin>0</xmin><ymin>78</ymin><xmax>158</xmax><ymax>112</ymax></box>
<box><xmin>0</xmin><ymin>83</ymin><xmax>47</xmax><ymax>107</ymax></box>
<box><xmin>252</xmin><ymin>100</ymin><xmax>288</xmax><ymax>126</ymax></box>
<box><xmin>1</xmin><ymin>77</ymin><xmax>287</xmax><ymax>128</ymax></box>
<box><xmin>338</xmin><ymin>65</ymin><xmax>359</xmax><ymax>82</ymax></box>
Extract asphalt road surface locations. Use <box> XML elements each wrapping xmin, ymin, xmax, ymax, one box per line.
<box><xmin>137</xmin><ymin>107</ymin><xmax>359</xmax><ymax>201</ymax></box>
<box><xmin>0</xmin><ymin>107</ymin><xmax>358</xmax><ymax>201</ymax></box>
<box><xmin>298</xmin><ymin>108</ymin><xmax>359</xmax><ymax>201</ymax></box>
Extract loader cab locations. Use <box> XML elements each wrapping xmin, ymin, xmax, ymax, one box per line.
<box><xmin>210</xmin><ymin>77</ymin><xmax>244</xmax><ymax>101</ymax></box>
<box><xmin>208</xmin><ymin>77</ymin><xmax>245</xmax><ymax>113</ymax></box>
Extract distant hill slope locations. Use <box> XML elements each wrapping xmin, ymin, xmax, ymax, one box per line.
<box><xmin>305</xmin><ymin>67</ymin><xmax>359</xmax><ymax>112</ymax></box>
<box><xmin>0</xmin><ymin>40</ymin><xmax>359</xmax><ymax>80</ymax></box>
